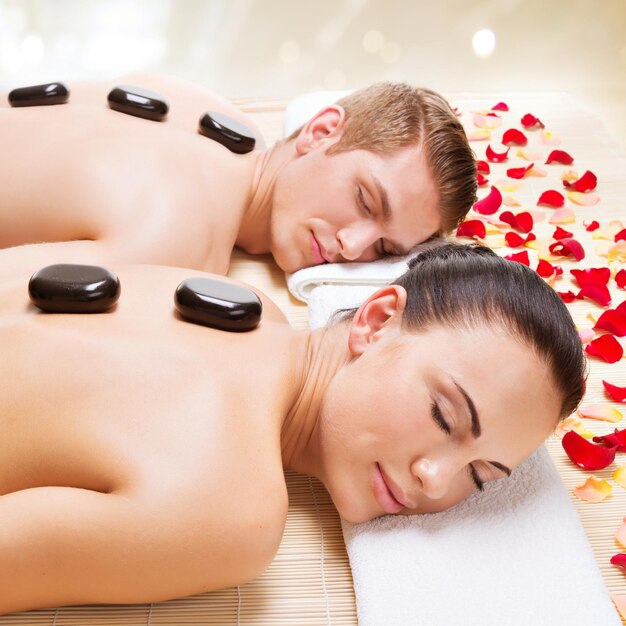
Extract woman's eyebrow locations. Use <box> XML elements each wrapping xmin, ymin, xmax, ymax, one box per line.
<box><xmin>452</xmin><ymin>379</ymin><xmax>513</xmax><ymax>477</ymax></box>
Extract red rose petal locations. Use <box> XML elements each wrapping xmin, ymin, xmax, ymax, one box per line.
<box><xmin>545</xmin><ymin>149</ymin><xmax>574</xmax><ymax>165</ymax></box>
<box><xmin>585</xmin><ymin>220</ymin><xmax>600</xmax><ymax>232</ymax></box>
<box><xmin>595</xmin><ymin>310</ymin><xmax>626</xmax><ymax>337</ymax></box>
<box><xmin>617</xmin><ymin>301</ymin><xmax>626</xmax><ymax>315</ymax></box>
<box><xmin>593</xmin><ymin>428</ymin><xmax>626</xmax><ymax>450</ymax></box>
<box><xmin>538</xmin><ymin>190</ymin><xmax>565</xmax><ymax>208</ymax></box>
<box><xmin>612</xmin><ymin>554</ymin><xmax>626</xmax><ymax>569</ymax></box>
<box><xmin>476</xmin><ymin>160</ymin><xmax>490</xmax><ymax>174</ymax></box>
<box><xmin>473</xmin><ymin>185</ymin><xmax>502</xmax><ymax>215</ymax></box>
<box><xmin>507</xmin><ymin>164</ymin><xmax>534</xmax><ymax>179</ymax></box>
<box><xmin>617</xmin><ymin>269</ymin><xmax>626</xmax><ymax>289</ymax></box>
<box><xmin>504</xmin><ymin>250</ymin><xmax>530</xmax><ymax>266</ymax></box>
<box><xmin>563</xmin><ymin>170</ymin><xmax>598</xmax><ymax>192</ymax></box>
<box><xmin>553</xmin><ymin>226</ymin><xmax>573</xmax><ymax>240</ymax></box>
<box><xmin>521</xmin><ymin>113</ymin><xmax>545</xmax><ymax>129</ymax></box>
<box><xmin>559</xmin><ymin>291</ymin><xmax>577</xmax><ymax>303</ymax></box>
<box><xmin>571</xmin><ymin>267</ymin><xmax>611</xmax><ymax>288</ymax></box>
<box><xmin>505</xmin><ymin>232</ymin><xmax>525</xmax><ymax>248</ymax></box>
<box><xmin>549</xmin><ymin>238</ymin><xmax>585</xmax><ymax>261</ymax></box>
<box><xmin>604</xmin><ymin>381</ymin><xmax>626</xmax><ymax>403</ymax></box>
<box><xmin>457</xmin><ymin>219</ymin><xmax>487</xmax><ymax>239</ymax></box>
<box><xmin>502</xmin><ymin>128</ymin><xmax>528</xmax><ymax>146</ymax></box>
<box><xmin>536</xmin><ymin>259</ymin><xmax>556</xmax><ymax>278</ymax></box>
<box><xmin>500</xmin><ymin>210</ymin><xmax>533</xmax><ymax>233</ymax></box>
<box><xmin>492</xmin><ymin>102</ymin><xmax>509</xmax><ymax>112</ymax></box>
<box><xmin>477</xmin><ymin>173</ymin><xmax>489</xmax><ymax>186</ymax></box>
<box><xmin>615</xmin><ymin>229</ymin><xmax>626</xmax><ymax>243</ymax></box>
<box><xmin>486</xmin><ymin>144</ymin><xmax>510</xmax><ymax>163</ymax></box>
<box><xmin>562</xmin><ymin>430</ymin><xmax>617</xmax><ymax>470</ymax></box>
<box><xmin>585</xmin><ymin>334</ymin><xmax>624</xmax><ymax>363</ymax></box>
<box><xmin>578</xmin><ymin>284</ymin><xmax>612</xmax><ymax>307</ymax></box>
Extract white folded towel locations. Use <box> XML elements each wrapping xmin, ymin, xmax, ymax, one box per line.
<box><xmin>308</xmin><ymin>286</ymin><xmax>621</xmax><ymax>626</ymax></box>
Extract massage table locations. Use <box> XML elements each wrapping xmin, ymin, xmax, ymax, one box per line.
<box><xmin>1</xmin><ymin>92</ymin><xmax>624</xmax><ymax>625</ymax></box>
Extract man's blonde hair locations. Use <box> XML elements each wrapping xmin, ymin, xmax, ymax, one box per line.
<box><xmin>287</xmin><ymin>82</ymin><xmax>477</xmax><ymax>234</ymax></box>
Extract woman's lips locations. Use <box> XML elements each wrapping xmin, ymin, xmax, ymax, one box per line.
<box><xmin>309</xmin><ymin>232</ymin><xmax>328</xmax><ymax>264</ymax></box>
<box><xmin>372</xmin><ymin>463</ymin><xmax>404</xmax><ymax>514</ymax></box>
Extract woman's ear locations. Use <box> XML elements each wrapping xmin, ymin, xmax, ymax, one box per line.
<box><xmin>294</xmin><ymin>105</ymin><xmax>345</xmax><ymax>155</ymax></box>
<box><xmin>347</xmin><ymin>285</ymin><xmax>408</xmax><ymax>356</ymax></box>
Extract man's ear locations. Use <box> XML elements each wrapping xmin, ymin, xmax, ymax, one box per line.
<box><xmin>347</xmin><ymin>285</ymin><xmax>408</xmax><ymax>356</ymax></box>
<box><xmin>294</xmin><ymin>105</ymin><xmax>345</xmax><ymax>155</ymax></box>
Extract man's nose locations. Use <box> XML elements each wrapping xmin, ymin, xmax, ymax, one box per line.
<box><xmin>336</xmin><ymin>222</ymin><xmax>380</xmax><ymax>261</ymax></box>
<box><xmin>410</xmin><ymin>456</ymin><xmax>458</xmax><ymax>501</ymax></box>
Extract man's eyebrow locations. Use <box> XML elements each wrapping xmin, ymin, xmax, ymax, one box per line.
<box><xmin>453</xmin><ymin>380</ymin><xmax>513</xmax><ymax>477</ymax></box>
<box><xmin>370</xmin><ymin>175</ymin><xmax>410</xmax><ymax>256</ymax></box>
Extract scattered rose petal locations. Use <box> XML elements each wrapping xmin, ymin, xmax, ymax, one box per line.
<box><xmin>568</xmin><ymin>191</ymin><xmax>600</xmax><ymax>206</ymax></box>
<box><xmin>578</xmin><ymin>285</ymin><xmax>611</xmax><ymax>307</ymax></box>
<box><xmin>563</xmin><ymin>169</ymin><xmax>597</xmax><ymax>192</ymax></box>
<box><xmin>540</xmin><ymin>130</ymin><xmax>561</xmax><ymax>145</ymax></box>
<box><xmin>571</xmin><ymin>267</ymin><xmax>611</xmax><ymax>288</ymax></box>
<box><xmin>502</xmin><ymin>195</ymin><xmax>521</xmax><ymax>207</ymax></box>
<box><xmin>614</xmin><ymin>466</ymin><xmax>626</xmax><ymax>490</ymax></box>
<box><xmin>578</xmin><ymin>404</ymin><xmax>623</xmax><ymax>423</ymax></box>
<box><xmin>502</xmin><ymin>128</ymin><xmax>528</xmax><ymax>146</ymax></box>
<box><xmin>521</xmin><ymin>113</ymin><xmax>544</xmax><ymax>129</ymax></box>
<box><xmin>467</xmin><ymin>129</ymin><xmax>491</xmax><ymax>141</ymax></box>
<box><xmin>573</xmin><ymin>476</ymin><xmax>612</xmax><ymax>502</ymax></box>
<box><xmin>618</xmin><ymin>302</ymin><xmax>626</xmax><ymax>315</ymax></box>
<box><xmin>546</xmin><ymin>149</ymin><xmax>574</xmax><ymax>165</ymax></box>
<box><xmin>473</xmin><ymin>186</ymin><xmax>502</xmax><ymax>215</ymax></box>
<box><xmin>474</xmin><ymin>113</ymin><xmax>502</xmax><ymax>129</ymax></box>
<box><xmin>562</xmin><ymin>430</ymin><xmax>618</xmax><ymax>469</ymax></box>
<box><xmin>504</xmin><ymin>250</ymin><xmax>530</xmax><ymax>266</ymax></box>
<box><xmin>608</xmin><ymin>241</ymin><xmax>626</xmax><ymax>263</ymax></box>
<box><xmin>500</xmin><ymin>210</ymin><xmax>533</xmax><ymax>233</ymax></box>
<box><xmin>559</xmin><ymin>290</ymin><xmax>577</xmax><ymax>303</ymax></box>
<box><xmin>516</xmin><ymin>148</ymin><xmax>544</xmax><ymax>161</ymax></box>
<box><xmin>549</xmin><ymin>208</ymin><xmax>576</xmax><ymax>224</ymax></box>
<box><xmin>507</xmin><ymin>164</ymin><xmax>534</xmax><ymax>179</ymax></box>
<box><xmin>617</xmin><ymin>269</ymin><xmax>626</xmax><ymax>289</ymax></box>
<box><xmin>552</xmin><ymin>226</ymin><xmax>573</xmax><ymax>240</ymax></box>
<box><xmin>486</xmin><ymin>144</ymin><xmax>510</xmax><ymax>162</ymax></box>
<box><xmin>550</xmin><ymin>238</ymin><xmax>585</xmax><ymax>261</ymax></box>
<box><xmin>456</xmin><ymin>219</ymin><xmax>487</xmax><ymax>239</ymax></box>
<box><xmin>585</xmin><ymin>220</ymin><xmax>600</xmax><ymax>232</ymax></box>
<box><xmin>477</xmin><ymin>173</ymin><xmax>489</xmax><ymax>186</ymax></box>
<box><xmin>494</xmin><ymin>180</ymin><xmax>522</xmax><ymax>193</ymax></box>
<box><xmin>505</xmin><ymin>232</ymin><xmax>525</xmax><ymax>248</ymax></box>
<box><xmin>561</xmin><ymin>169</ymin><xmax>579</xmax><ymax>183</ymax></box>
<box><xmin>538</xmin><ymin>190</ymin><xmax>565</xmax><ymax>208</ymax></box>
<box><xmin>604</xmin><ymin>381</ymin><xmax>626</xmax><ymax>403</ymax></box>
<box><xmin>611</xmin><ymin>553</ymin><xmax>626</xmax><ymax>569</ymax></box>
<box><xmin>595</xmin><ymin>309</ymin><xmax>626</xmax><ymax>337</ymax></box>
<box><xmin>616</xmin><ymin>229</ymin><xmax>626</xmax><ymax>243</ymax></box>
<box><xmin>593</xmin><ymin>428</ymin><xmax>626</xmax><ymax>451</ymax></box>
<box><xmin>585</xmin><ymin>334</ymin><xmax>623</xmax><ymax>363</ymax></box>
<box><xmin>526</xmin><ymin>164</ymin><xmax>547</xmax><ymax>177</ymax></box>
<box><xmin>492</xmin><ymin>102</ymin><xmax>509</xmax><ymax>112</ymax></box>
<box><xmin>578</xmin><ymin>328</ymin><xmax>596</xmax><ymax>344</ymax></box>
<box><xmin>476</xmin><ymin>160</ymin><xmax>490</xmax><ymax>174</ymax></box>
<box><xmin>536</xmin><ymin>259</ymin><xmax>558</xmax><ymax>278</ymax></box>
<box><xmin>611</xmin><ymin>593</ymin><xmax>626</xmax><ymax>620</ymax></box>
<box><xmin>615</xmin><ymin>518</ymin><xmax>626</xmax><ymax>548</ymax></box>
<box><xmin>555</xmin><ymin>416</ymin><xmax>595</xmax><ymax>439</ymax></box>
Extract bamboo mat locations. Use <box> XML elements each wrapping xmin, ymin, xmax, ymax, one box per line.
<box><xmin>3</xmin><ymin>92</ymin><xmax>625</xmax><ymax>624</ymax></box>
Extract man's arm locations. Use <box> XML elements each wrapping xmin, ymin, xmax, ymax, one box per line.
<box><xmin>0</xmin><ymin>485</ymin><xmax>255</xmax><ymax>614</ymax></box>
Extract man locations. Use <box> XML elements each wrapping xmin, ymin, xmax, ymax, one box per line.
<box><xmin>0</xmin><ymin>73</ymin><xmax>476</xmax><ymax>278</ymax></box>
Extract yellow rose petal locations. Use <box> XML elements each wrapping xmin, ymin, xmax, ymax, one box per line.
<box><xmin>578</xmin><ymin>328</ymin><xmax>596</xmax><ymax>344</ymax></box>
<box><xmin>614</xmin><ymin>465</ymin><xmax>626</xmax><ymax>489</ymax></box>
<box><xmin>561</xmin><ymin>169</ymin><xmax>579</xmax><ymax>183</ymax></box>
<box><xmin>554</xmin><ymin>416</ymin><xmax>595</xmax><ymax>439</ymax></box>
<box><xmin>578</xmin><ymin>404</ymin><xmax>623</xmax><ymax>423</ymax></box>
<box><xmin>516</xmin><ymin>148</ymin><xmax>544</xmax><ymax>161</ymax></box>
<box><xmin>482</xmin><ymin>234</ymin><xmax>505</xmax><ymax>249</ymax></box>
<box><xmin>608</xmin><ymin>241</ymin><xmax>626</xmax><ymax>263</ymax></box>
<box><xmin>494</xmin><ymin>180</ymin><xmax>521</xmax><ymax>193</ymax></box>
<box><xmin>567</xmin><ymin>191</ymin><xmax>600</xmax><ymax>206</ymax></box>
<box><xmin>473</xmin><ymin>113</ymin><xmax>502</xmax><ymax>129</ymax></box>
<box><xmin>573</xmin><ymin>476</ymin><xmax>612</xmax><ymax>502</ymax></box>
<box><xmin>586</xmin><ymin>312</ymin><xmax>599</xmax><ymax>324</ymax></box>
<box><xmin>502</xmin><ymin>195</ymin><xmax>521</xmax><ymax>207</ymax></box>
<box><xmin>615</xmin><ymin>517</ymin><xmax>626</xmax><ymax>549</ymax></box>
<box><xmin>527</xmin><ymin>165</ymin><xmax>547</xmax><ymax>177</ymax></box>
<box><xmin>540</xmin><ymin>130</ymin><xmax>561</xmax><ymax>146</ymax></box>
<box><xmin>549</xmin><ymin>208</ymin><xmax>576</xmax><ymax>224</ymax></box>
<box><xmin>611</xmin><ymin>594</ymin><xmax>626</xmax><ymax>620</ymax></box>
<box><xmin>467</xmin><ymin>129</ymin><xmax>491</xmax><ymax>141</ymax></box>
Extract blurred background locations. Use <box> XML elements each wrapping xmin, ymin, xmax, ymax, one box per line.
<box><xmin>1</xmin><ymin>0</ymin><xmax>625</xmax><ymax>147</ymax></box>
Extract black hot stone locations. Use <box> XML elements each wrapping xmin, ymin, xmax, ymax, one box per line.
<box><xmin>8</xmin><ymin>82</ymin><xmax>70</xmax><ymax>107</ymax></box>
<box><xmin>198</xmin><ymin>111</ymin><xmax>256</xmax><ymax>154</ymax></box>
<box><xmin>28</xmin><ymin>264</ymin><xmax>121</xmax><ymax>313</ymax></box>
<box><xmin>174</xmin><ymin>278</ymin><xmax>262</xmax><ymax>332</ymax></box>
<box><xmin>107</xmin><ymin>84</ymin><xmax>169</xmax><ymax>122</ymax></box>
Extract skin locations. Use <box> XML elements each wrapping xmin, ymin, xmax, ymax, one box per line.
<box><xmin>0</xmin><ymin>264</ymin><xmax>560</xmax><ymax>614</ymax></box>
<box><xmin>0</xmin><ymin>73</ymin><xmax>441</xmax><ymax>278</ymax></box>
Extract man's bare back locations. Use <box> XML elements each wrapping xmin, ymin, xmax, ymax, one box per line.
<box><xmin>0</xmin><ymin>73</ymin><xmax>265</xmax><ymax>276</ymax></box>
<box><xmin>0</xmin><ymin>264</ymin><xmax>291</xmax><ymax>614</ymax></box>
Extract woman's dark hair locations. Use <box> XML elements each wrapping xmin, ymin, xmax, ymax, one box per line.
<box><xmin>333</xmin><ymin>243</ymin><xmax>586</xmax><ymax>422</ymax></box>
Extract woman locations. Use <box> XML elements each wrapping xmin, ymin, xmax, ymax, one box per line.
<box><xmin>0</xmin><ymin>243</ymin><xmax>584</xmax><ymax>614</ymax></box>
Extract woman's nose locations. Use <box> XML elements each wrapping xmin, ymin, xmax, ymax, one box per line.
<box><xmin>336</xmin><ymin>223</ymin><xmax>380</xmax><ymax>261</ymax></box>
<box><xmin>410</xmin><ymin>456</ymin><xmax>457</xmax><ymax>501</ymax></box>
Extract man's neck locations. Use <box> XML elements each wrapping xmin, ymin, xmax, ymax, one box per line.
<box><xmin>236</xmin><ymin>140</ymin><xmax>295</xmax><ymax>254</ymax></box>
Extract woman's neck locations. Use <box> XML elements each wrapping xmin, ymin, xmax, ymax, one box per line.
<box><xmin>280</xmin><ymin>323</ymin><xmax>351</xmax><ymax>479</ymax></box>
<box><xmin>235</xmin><ymin>140</ymin><xmax>295</xmax><ymax>254</ymax></box>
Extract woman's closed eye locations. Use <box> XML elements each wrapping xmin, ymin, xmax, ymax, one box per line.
<box><xmin>430</xmin><ymin>401</ymin><xmax>485</xmax><ymax>491</ymax></box>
